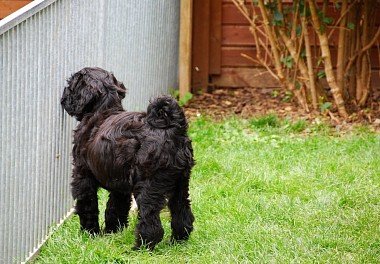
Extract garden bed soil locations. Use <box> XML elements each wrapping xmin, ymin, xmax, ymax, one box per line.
<box><xmin>183</xmin><ymin>87</ymin><xmax>380</xmax><ymax>132</ymax></box>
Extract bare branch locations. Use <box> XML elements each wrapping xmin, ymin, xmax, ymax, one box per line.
<box><xmin>345</xmin><ymin>26</ymin><xmax>380</xmax><ymax>76</ymax></box>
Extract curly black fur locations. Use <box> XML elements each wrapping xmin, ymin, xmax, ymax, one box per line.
<box><xmin>61</xmin><ymin>67</ymin><xmax>195</xmax><ymax>250</ymax></box>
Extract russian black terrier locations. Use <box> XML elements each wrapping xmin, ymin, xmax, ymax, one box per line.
<box><xmin>61</xmin><ymin>67</ymin><xmax>195</xmax><ymax>250</ymax></box>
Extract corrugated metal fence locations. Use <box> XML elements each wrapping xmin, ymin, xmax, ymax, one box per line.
<box><xmin>0</xmin><ymin>0</ymin><xmax>179</xmax><ymax>263</ymax></box>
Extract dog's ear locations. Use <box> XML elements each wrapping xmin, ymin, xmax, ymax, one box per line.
<box><xmin>110</xmin><ymin>74</ymin><xmax>126</xmax><ymax>100</ymax></box>
<box><xmin>61</xmin><ymin>67</ymin><xmax>127</xmax><ymax>120</ymax></box>
<box><xmin>61</xmin><ymin>71</ymin><xmax>102</xmax><ymax>119</ymax></box>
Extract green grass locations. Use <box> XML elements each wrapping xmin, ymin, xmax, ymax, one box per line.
<box><xmin>34</xmin><ymin>115</ymin><xmax>380</xmax><ymax>263</ymax></box>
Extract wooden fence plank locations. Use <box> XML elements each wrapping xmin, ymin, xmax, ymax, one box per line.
<box><xmin>212</xmin><ymin>67</ymin><xmax>280</xmax><ymax>87</ymax></box>
<box><xmin>192</xmin><ymin>0</ymin><xmax>211</xmax><ymax>92</ymax></box>
<box><xmin>221</xmin><ymin>47</ymin><xmax>380</xmax><ymax>68</ymax></box>
<box><xmin>221</xmin><ymin>3</ymin><xmax>380</xmax><ymax>26</ymax></box>
<box><xmin>212</xmin><ymin>68</ymin><xmax>380</xmax><ymax>88</ymax></box>
<box><xmin>179</xmin><ymin>0</ymin><xmax>193</xmax><ymax>98</ymax></box>
<box><xmin>209</xmin><ymin>0</ymin><xmax>222</xmax><ymax>75</ymax></box>
<box><xmin>222</xmin><ymin>25</ymin><xmax>343</xmax><ymax>46</ymax></box>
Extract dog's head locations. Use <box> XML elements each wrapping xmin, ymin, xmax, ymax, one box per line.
<box><xmin>61</xmin><ymin>67</ymin><xmax>126</xmax><ymax>120</ymax></box>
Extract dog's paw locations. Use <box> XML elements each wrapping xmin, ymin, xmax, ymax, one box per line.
<box><xmin>81</xmin><ymin>228</ymin><xmax>100</xmax><ymax>237</ymax></box>
<box><xmin>170</xmin><ymin>227</ymin><xmax>192</xmax><ymax>242</ymax></box>
<box><xmin>104</xmin><ymin>226</ymin><xmax>118</xmax><ymax>234</ymax></box>
<box><xmin>131</xmin><ymin>242</ymin><xmax>155</xmax><ymax>251</ymax></box>
<box><xmin>104</xmin><ymin>222</ymin><xmax>127</xmax><ymax>234</ymax></box>
<box><xmin>131</xmin><ymin>245</ymin><xmax>141</xmax><ymax>251</ymax></box>
<box><xmin>80</xmin><ymin>224</ymin><xmax>100</xmax><ymax>236</ymax></box>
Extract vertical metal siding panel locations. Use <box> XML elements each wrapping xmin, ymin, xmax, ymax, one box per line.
<box><xmin>20</xmin><ymin>21</ymin><xmax>26</xmax><ymax>260</ymax></box>
<box><xmin>19</xmin><ymin>23</ymin><xmax>27</xmax><ymax>261</ymax></box>
<box><xmin>1</xmin><ymin>31</ymin><xmax>6</xmax><ymax>264</ymax></box>
<box><xmin>15</xmin><ymin>24</ymin><xmax>21</xmax><ymax>262</ymax></box>
<box><xmin>0</xmin><ymin>31</ymin><xmax>5</xmax><ymax>264</ymax></box>
<box><xmin>0</xmin><ymin>35</ymin><xmax>2</xmax><ymax>263</ymax></box>
<box><xmin>50</xmin><ymin>3</ymin><xmax>57</xmax><ymax>225</ymax></box>
<box><xmin>56</xmin><ymin>0</ymin><xmax>64</xmax><ymax>223</ymax></box>
<box><xmin>26</xmin><ymin>21</ymin><xmax>33</xmax><ymax>260</ymax></box>
<box><xmin>56</xmin><ymin>0</ymin><xmax>66</xmax><ymax>225</ymax></box>
<box><xmin>23</xmin><ymin>21</ymin><xmax>31</xmax><ymax>259</ymax></box>
<box><xmin>0</xmin><ymin>0</ymin><xmax>180</xmax><ymax>262</ymax></box>
<box><xmin>117</xmin><ymin>0</ymin><xmax>180</xmax><ymax>111</ymax></box>
<box><xmin>0</xmin><ymin>29</ymin><xmax>10</xmax><ymax>261</ymax></box>
<box><xmin>31</xmin><ymin>14</ymin><xmax>39</xmax><ymax>255</ymax></box>
<box><xmin>10</xmin><ymin>26</ymin><xmax>18</xmax><ymax>262</ymax></box>
<box><xmin>43</xmin><ymin>3</ymin><xmax>50</xmax><ymax>241</ymax></box>
<box><xmin>79</xmin><ymin>2</ymin><xmax>85</xmax><ymax>68</ymax></box>
<box><xmin>62</xmin><ymin>0</ymin><xmax>70</xmax><ymax>219</ymax></box>
<box><xmin>8</xmin><ymin>29</ymin><xmax>12</xmax><ymax>263</ymax></box>
<box><xmin>64</xmin><ymin>0</ymin><xmax>73</xmax><ymax>218</ymax></box>
<box><xmin>48</xmin><ymin>3</ymin><xmax>56</xmax><ymax>232</ymax></box>
<box><xmin>19</xmin><ymin>21</ymin><xmax>27</xmax><ymax>260</ymax></box>
<box><xmin>5</xmin><ymin>30</ymin><xmax>11</xmax><ymax>263</ymax></box>
<box><xmin>44</xmin><ymin>4</ymin><xmax>52</xmax><ymax>242</ymax></box>
<box><xmin>41</xmin><ymin>6</ymin><xmax>51</xmax><ymax>243</ymax></box>
<box><xmin>53</xmin><ymin>1</ymin><xmax>61</xmax><ymax>226</ymax></box>
<box><xmin>36</xmin><ymin>10</ymin><xmax>44</xmax><ymax>250</ymax></box>
<box><xmin>2</xmin><ymin>30</ymin><xmax>10</xmax><ymax>264</ymax></box>
<box><xmin>32</xmin><ymin>12</ymin><xmax>41</xmax><ymax>253</ymax></box>
<box><xmin>7</xmin><ymin>28</ymin><xmax>13</xmax><ymax>263</ymax></box>
<box><xmin>14</xmin><ymin>25</ymin><xmax>20</xmax><ymax>262</ymax></box>
<box><xmin>24</xmin><ymin>18</ymin><xmax>32</xmax><ymax>258</ymax></box>
<box><xmin>25</xmin><ymin>19</ymin><xmax>33</xmax><ymax>259</ymax></box>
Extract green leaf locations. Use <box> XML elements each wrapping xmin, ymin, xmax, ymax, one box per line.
<box><xmin>317</xmin><ymin>57</ymin><xmax>324</xmax><ymax>66</ymax></box>
<box><xmin>282</xmin><ymin>91</ymin><xmax>293</xmax><ymax>102</ymax></box>
<box><xmin>301</xmin><ymin>49</ymin><xmax>306</xmax><ymax>58</ymax></box>
<box><xmin>347</xmin><ymin>22</ymin><xmax>355</xmax><ymax>30</ymax></box>
<box><xmin>264</xmin><ymin>2</ymin><xmax>277</xmax><ymax>11</ymax></box>
<box><xmin>169</xmin><ymin>88</ymin><xmax>180</xmax><ymax>99</ymax></box>
<box><xmin>295</xmin><ymin>81</ymin><xmax>302</xmax><ymax>90</ymax></box>
<box><xmin>179</xmin><ymin>92</ymin><xmax>193</xmax><ymax>106</ymax></box>
<box><xmin>271</xmin><ymin>90</ymin><xmax>279</xmax><ymax>98</ymax></box>
<box><xmin>320</xmin><ymin>102</ymin><xmax>332</xmax><ymax>112</ymax></box>
<box><xmin>281</xmin><ymin>55</ymin><xmax>293</xmax><ymax>69</ymax></box>
<box><xmin>273</xmin><ymin>9</ymin><xmax>284</xmax><ymax>26</ymax></box>
<box><xmin>322</xmin><ymin>16</ymin><xmax>333</xmax><ymax>25</ymax></box>
<box><xmin>317</xmin><ymin>70</ymin><xmax>326</xmax><ymax>79</ymax></box>
<box><xmin>296</xmin><ymin>25</ymin><xmax>302</xmax><ymax>37</ymax></box>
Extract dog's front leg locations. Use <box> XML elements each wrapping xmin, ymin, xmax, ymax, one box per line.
<box><xmin>133</xmin><ymin>180</ymin><xmax>166</xmax><ymax>251</ymax></box>
<box><xmin>71</xmin><ymin>172</ymin><xmax>100</xmax><ymax>235</ymax></box>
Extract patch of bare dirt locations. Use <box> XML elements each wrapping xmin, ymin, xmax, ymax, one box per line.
<box><xmin>183</xmin><ymin>87</ymin><xmax>380</xmax><ymax>132</ymax></box>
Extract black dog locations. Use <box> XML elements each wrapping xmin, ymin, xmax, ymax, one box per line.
<box><xmin>61</xmin><ymin>67</ymin><xmax>195</xmax><ymax>250</ymax></box>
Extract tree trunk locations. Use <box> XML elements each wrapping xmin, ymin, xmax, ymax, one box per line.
<box><xmin>308</xmin><ymin>0</ymin><xmax>348</xmax><ymax>118</ymax></box>
<box><xmin>301</xmin><ymin>13</ymin><xmax>318</xmax><ymax>110</ymax></box>
<box><xmin>336</xmin><ymin>0</ymin><xmax>348</xmax><ymax>95</ymax></box>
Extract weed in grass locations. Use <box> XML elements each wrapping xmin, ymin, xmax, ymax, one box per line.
<box><xmin>34</xmin><ymin>116</ymin><xmax>380</xmax><ymax>264</ymax></box>
<box><xmin>250</xmin><ymin>114</ymin><xmax>280</xmax><ymax>129</ymax></box>
<box><xmin>285</xmin><ymin>119</ymin><xmax>307</xmax><ymax>133</ymax></box>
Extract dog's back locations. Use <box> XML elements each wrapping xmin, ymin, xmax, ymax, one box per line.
<box><xmin>85</xmin><ymin>96</ymin><xmax>193</xmax><ymax>191</ymax></box>
<box><xmin>85</xmin><ymin>112</ymin><xmax>146</xmax><ymax>191</ymax></box>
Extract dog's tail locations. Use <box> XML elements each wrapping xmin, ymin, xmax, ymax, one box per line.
<box><xmin>146</xmin><ymin>95</ymin><xmax>188</xmax><ymax>131</ymax></box>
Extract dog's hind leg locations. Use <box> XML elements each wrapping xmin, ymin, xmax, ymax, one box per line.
<box><xmin>133</xmin><ymin>180</ymin><xmax>166</xmax><ymax>250</ymax></box>
<box><xmin>104</xmin><ymin>191</ymin><xmax>132</xmax><ymax>233</ymax></box>
<box><xmin>71</xmin><ymin>174</ymin><xmax>100</xmax><ymax>235</ymax></box>
<box><xmin>168</xmin><ymin>170</ymin><xmax>195</xmax><ymax>242</ymax></box>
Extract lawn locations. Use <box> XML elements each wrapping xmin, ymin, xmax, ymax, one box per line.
<box><xmin>34</xmin><ymin>115</ymin><xmax>380</xmax><ymax>263</ymax></box>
